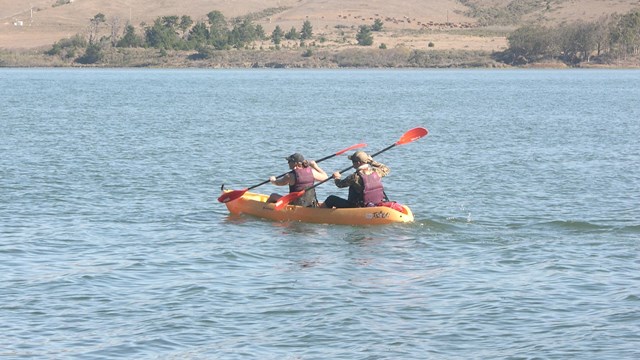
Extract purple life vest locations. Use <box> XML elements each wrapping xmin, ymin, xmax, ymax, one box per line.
<box><xmin>290</xmin><ymin>167</ymin><xmax>314</xmax><ymax>192</ymax></box>
<box><xmin>289</xmin><ymin>167</ymin><xmax>318</xmax><ymax>207</ymax></box>
<box><xmin>348</xmin><ymin>170</ymin><xmax>385</xmax><ymax>206</ymax></box>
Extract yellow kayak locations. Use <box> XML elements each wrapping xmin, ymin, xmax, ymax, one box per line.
<box><xmin>222</xmin><ymin>191</ymin><xmax>414</xmax><ymax>225</ymax></box>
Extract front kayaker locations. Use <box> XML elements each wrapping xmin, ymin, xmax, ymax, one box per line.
<box><xmin>322</xmin><ymin>151</ymin><xmax>390</xmax><ymax>208</ymax></box>
<box><xmin>267</xmin><ymin>153</ymin><xmax>328</xmax><ymax>207</ymax></box>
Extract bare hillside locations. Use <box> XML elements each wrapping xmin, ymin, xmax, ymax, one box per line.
<box><xmin>1</xmin><ymin>0</ymin><xmax>468</xmax><ymax>49</ymax></box>
<box><xmin>1</xmin><ymin>0</ymin><xmax>639</xmax><ymax>51</ymax></box>
<box><xmin>462</xmin><ymin>0</ymin><xmax>640</xmax><ymax>24</ymax></box>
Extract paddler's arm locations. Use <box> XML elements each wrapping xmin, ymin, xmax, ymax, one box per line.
<box><xmin>269</xmin><ymin>173</ymin><xmax>293</xmax><ymax>186</ymax></box>
<box><xmin>309</xmin><ymin>160</ymin><xmax>328</xmax><ymax>181</ymax></box>
<box><xmin>333</xmin><ymin>172</ymin><xmax>357</xmax><ymax>188</ymax></box>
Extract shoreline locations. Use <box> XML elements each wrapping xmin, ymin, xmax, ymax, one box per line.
<box><xmin>3</xmin><ymin>47</ymin><xmax>639</xmax><ymax>69</ymax></box>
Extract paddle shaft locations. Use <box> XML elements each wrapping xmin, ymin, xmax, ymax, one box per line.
<box><xmin>218</xmin><ymin>142</ymin><xmax>369</xmax><ymax>203</ymax></box>
<box><xmin>244</xmin><ymin>150</ymin><xmax>355</xmax><ymax>191</ymax></box>
<box><xmin>273</xmin><ymin>127</ymin><xmax>428</xmax><ymax>210</ymax></box>
<box><xmin>297</xmin><ymin>143</ymin><xmax>398</xmax><ymax>193</ymax></box>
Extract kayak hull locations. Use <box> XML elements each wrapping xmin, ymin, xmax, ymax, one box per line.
<box><xmin>223</xmin><ymin>191</ymin><xmax>414</xmax><ymax>225</ymax></box>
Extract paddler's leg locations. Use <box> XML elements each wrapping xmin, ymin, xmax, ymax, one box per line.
<box><xmin>322</xmin><ymin>195</ymin><xmax>354</xmax><ymax>209</ymax></box>
<box><xmin>266</xmin><ymin>193</ymin><xmax>282</xmax><ymax>203</ymax></box>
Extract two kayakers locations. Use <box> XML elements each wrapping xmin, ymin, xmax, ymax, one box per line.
<box><xmin>322</xmin><ymin>151</ymin><xmax>390</xmax><ymax>208</ymax></box>
<box><xmin>267</xmin><ymin>153</ymin><xmax>328</xmax><ymax>207</ymax></box>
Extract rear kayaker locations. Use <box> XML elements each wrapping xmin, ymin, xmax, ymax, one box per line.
<box><xmin>222</xmin><ymin>191</ymin><xmax>414</xmax><ymax>225</ymax></box>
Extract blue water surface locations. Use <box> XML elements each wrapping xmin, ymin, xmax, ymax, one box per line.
<box><xmin>1</xmin><ymin>68</ymin><xmax>639</xmax><ymax>359</ymax></box>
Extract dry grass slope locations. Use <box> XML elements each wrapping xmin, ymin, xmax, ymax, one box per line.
<box><xmin>2</xmin><ymin>0</ymin><xmax>638</xmax><ymax>50</ymax></box>
<box><xmin>1</xmin><ymin>0</ymin><xmax>639</xmax><ymax>68</ymax></box>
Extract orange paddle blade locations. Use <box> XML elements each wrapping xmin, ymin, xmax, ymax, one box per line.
<box><xmin>217</xmin><ymin>188</ymin><xmax>248</xmax><ymax>203</ymax></box>
<box><xmin>335</xmin><ymin>143</ymin><xmax>367</xmax><ymax>156</ymax></box>
<box><xmin>274</xmin><ymin>190</ymin><xmax>305</xmax><ymax>211</ymax></box>
<box><xmin>397</xmin><ymin>127</ymin><xmax>428</xmax><ymax>145</ymax></box>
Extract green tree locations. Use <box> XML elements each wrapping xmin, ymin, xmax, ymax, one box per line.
<box><xmin>117</xmin><ymin>24</ymin><xmax>143</xmax><ymax>47</ymax></box>
<box><xmin>76</xmin><ymin>43</ymin><xmax>103</xmax><ymax>64</ymax></box>
<box><xmin>255</xmin><ymin>24</ymin><xmax>266</xmax><ymax>40</ymax></box>
<box><xmin>207</xmin><ymin>10</ymin><xmax>228</xmax><ymax>48</ymax></box>
<box><xmin>285</xmin><ymin>26</ymin><xmax>299</xmax><ymax>40</ymax></box>
<box><xmin>356</xmin><ymin>25</ymin><xmax>373</xmax><ymax>46</ymax></box>
<box><xmin>497</xmin><ymin>9</ymin><xmax>640</xmax><ymax>65</ymax></box>
<box><xmin>610</xmin><ymin>10</ymin><xmax>640</xmax><ymax>58</ymax></box>
<box><xmin>145</xmin><ymin>16</ymin><xmax>182</xmax><ymax>49</ymax></box>
<box><xmin>207</xmin><ymin>10</ymin><xmax>229</xmax><ymax>50</ymax></box>
<box><xmin>272</xmin><ymin>25</ymin><xmax>284</xmax><ymax>45</ymax></box>
<box><xmin>301</xmin><ymin>20</ymin><xmax>313</xmax><ymax>39</ymax></box>
<box><xmin>161</xmin><ymin>16</ymin><xmax>179</xmax><ymax>28</ymax></box>
<box><xmin>179</xmin><ymin>15</ymin><xmax>193</xmax><ymax>38</ymax></box>
<box><xmin>505</xmin><ymin>25</ymin><xmax>554</xmax><ymax>63</ymax></box>
<box><xmin>46</xmin><ymin>35</ymin><xmax>86</xmax><ymax>57</ymax></box>
<box><xmin>563</xmin><ymin>21</ymin><xmax>598</xmax><ymax>63</ymax></box>
<box><xmin>188</xmin><ymin>22</ymin><xmax>209</xmax><ymax>48</ymax></box>
<box><xmin>372</xmin><ymin>18</ymin><xmax>384</xmax><ymax>31</ymax></box>
<box><xmin>229</xmin><ymin>18</ymin><xmax>257</xmax><ymax>48</ymax></box>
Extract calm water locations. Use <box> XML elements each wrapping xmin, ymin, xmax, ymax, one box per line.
<box><xmin>1</xmin><ymin>68</ymin><xmax>639</xmax><ymax>359</ymax></box>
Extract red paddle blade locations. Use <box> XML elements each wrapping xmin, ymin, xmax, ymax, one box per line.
<box><xmin>274</xmin><ymin>190</ymin><xmax>305</xmax><ymax>211</ymax></box>
<box><xmin>217</xmin><ymin>188</ymin><xmax>248</xmax><ymax>203</ymax></box>
<box><xmin>335</xmin><ymin>143</ymin><xmax>367</xmax><ymax>156</ymax></box>
<box><xmin>397</xmin><ymin>127</ymin><xmax>428</xmax><ymax>145</ymax></box>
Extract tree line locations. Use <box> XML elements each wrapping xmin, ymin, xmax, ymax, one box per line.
<box><xmin>497</xmin><ymin>9</ymin><xmax>640</xmax><ymax>65</ymax></box>
<box><xmin>46</xmin><ymin>10</ymin><xmax>385</xmax><ymax>64</ymax></box>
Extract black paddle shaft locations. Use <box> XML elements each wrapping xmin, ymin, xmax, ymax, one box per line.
<box><xmin>245</xmin><ymin>150</ymin><xmax>346</xmax><ymax>191</ymax></box>
<box><xmin>302</xmin><ymin>143</ymin><xmax>397</xmax><ymax>193</ymax></box>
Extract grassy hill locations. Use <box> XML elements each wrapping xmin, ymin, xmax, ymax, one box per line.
<box><xmin>1</xmin><ymin>0</ymin><xmax>639</xmax><ymax>67</ymax></box>
<box><xmin>3</xmin><ymin>0</ymin><xmax>639</xmax><ymax>50</ymax></box>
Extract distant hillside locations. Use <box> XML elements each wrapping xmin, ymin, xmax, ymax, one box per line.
<box><xmin>2</xmin><ymin>0</ymin><xmax>639</xmax><ymax>50</ymax></box>
<box><xmin>459</xmin><ymin>0</ymin><xmax>640</xmax><ymax>25</ymax></box>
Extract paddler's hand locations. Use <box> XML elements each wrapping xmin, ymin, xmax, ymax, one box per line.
<box><xmin>365</xmin><ymin>154</ymin><xmax>373</xmax><ymax>163</ymax></box>
<box><xmin>269</xmin><ymin>176</ymin><xmax>276</xmax><ymax>183</ymax></box>
<box><xmin>332</xmin><ymin>171</ymin><xmax>341</xmax><ymax>180</ymax></box>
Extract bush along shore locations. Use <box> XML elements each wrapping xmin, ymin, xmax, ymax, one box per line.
<box><xmin>0</xmin><ymin>46</ymin><xmax>510</xmax><ymax>68</ymax></box>
<box><xmin>4</xmin><ymin>45</ymin><xmax>639</xmax><ymax>69</ymax></box>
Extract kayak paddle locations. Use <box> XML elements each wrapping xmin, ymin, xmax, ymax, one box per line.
<box><xmin>274</xmin><ymin>127</ymin><xmax>428</xmax><ymax>210</ymax></box>
<box><xmin>217</xmin><ymin>142</ymin><xmax>367</xmax><ymax>203</ymax></box>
